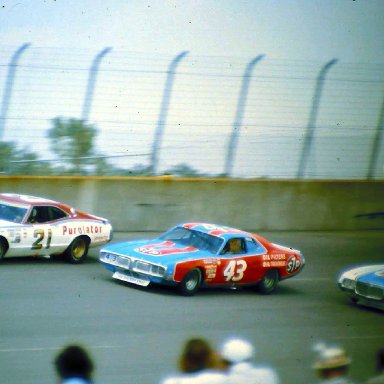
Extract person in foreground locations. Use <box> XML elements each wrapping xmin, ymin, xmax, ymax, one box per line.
<box><xmin>54</xmin><ymin>344</ymin><xmax>94</xmax><ymax>384</ymax></box>
<box><xmin>160</xmin><ymin>337</ymin><xmax>227</xmax><ymax>384</ymax></box>
<box><xmin>219</xmin><ymin>337</ymin><xmax>280</xmax><ymax>384</ymax></box>
<box><xmin>366</xmin><ymin>348</ymin><xmax>384</xmax><ymax>384</ymax></box>
<box><xmin>312</xmin><ymin>342</ymin><xmax>357</xmax><ymax>384</ymax></box>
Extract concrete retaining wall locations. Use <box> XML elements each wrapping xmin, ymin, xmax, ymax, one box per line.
<box><xmin>1</xmin><ymin>176</ymin><xmax>383</xmax><ymax>231</ymax></box>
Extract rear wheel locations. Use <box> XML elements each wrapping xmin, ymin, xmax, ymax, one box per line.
<box><xmin>0</xmin><ymin>238</ymin><xmax>8</xmax><ymax>259</ymax></box>
<box><xmin>179</xmin><ymin>268</ymin><xmax>202</xmax><ymax>296</ymax></box>
<box><xmin>64</xmin><ymin>237</ymin><xmax>89</xmax><ymax>264</ymax></box>
<box><xmin>257</xmin><ymin>269</ymin><xmax>279</xmax><ymax>294</ymax></box>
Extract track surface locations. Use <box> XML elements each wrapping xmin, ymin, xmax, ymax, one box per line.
<box><xmin>1</xmin><ymin>231</ymin><xmax>383</xmax><ymax>384</ymax></box>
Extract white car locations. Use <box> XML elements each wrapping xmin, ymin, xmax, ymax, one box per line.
<box><xmin>338</xmin><ymin>264</ymin><xmax>384</xmax><ymax>311</ymax></box>
<box><xmin>0</xmin><ymin>193</ymin><xmax>113</xmax><ymax>263</ymax></box>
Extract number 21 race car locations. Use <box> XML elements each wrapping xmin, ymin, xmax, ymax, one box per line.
<box><xmin>0</xmin><ymin>193</ymin><xmax>113</xmax><ymax>263</ymax></box>
<box><xmin>99</xmin><ymin>222</ymin><xmax>305</xmax><ymax>296</ymax></box>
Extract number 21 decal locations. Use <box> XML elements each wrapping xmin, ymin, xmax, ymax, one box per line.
<box><xmin>224</xmin><ymin>260</ymin><xmax>247</xmax><ymax>282</ymax></box>
<box><xmin>32</xmin><ymin>229</ymin><xmax>52</xmax><ymax>250</ymax></box>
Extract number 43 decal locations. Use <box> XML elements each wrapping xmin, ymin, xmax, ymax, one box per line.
<box><xmin>224</xmin><ymin>260</ymin><xmax>247</xmax><ymax>282</ymax></box>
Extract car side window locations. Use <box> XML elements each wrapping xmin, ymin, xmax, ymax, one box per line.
<box><xmin>27</xmin><ymin>206</ymin><xmax>67</xmax><ymax>223</ymax></box>
<box><xmin>27</xmin><ymin>206</ymin><xmax>48</xmax><ymax>223</ymax></box>
<box><xmin>48</xmin><ymin>206</ymin><xmax>68</xmax><ymax>221</ymax></box>
<box><xmin>221</xmin><ymin>238</ymin><xmax>246</xmax><ymax>255</ymax></box>
<box><xmin>246</xmin><ymin>238</ymin><xmax>265</xmax><ymax>254</ymax></box>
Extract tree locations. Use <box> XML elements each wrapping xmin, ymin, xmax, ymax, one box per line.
<box><xmin>163</xmin><ymin>163</ymin><xmax>203</xmax><ymax>177</ymax></box>
<box><xmin>0</xmin><ymin>142</ymin><xmax>14</xmax><ymax>174</ymax></box>
<box><xmin>48</xmin><ymin>117</ymin><xmax>97</xmax><ymax>174</ymax></box>
<box><xmin>0</xmin><ymin>141</ymin><xmax>52</xmax><ymax>175</ymax></box>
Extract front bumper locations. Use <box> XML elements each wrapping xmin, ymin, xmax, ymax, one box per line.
<box><xmin>99</xmin><ymin>251</ymin><xmax>172</xmax><ymax>287</ymax></box>
<box><xmin>338</xmin><ymin>282</ymin><xmax>384</xmax><ymax>311</ymax></box>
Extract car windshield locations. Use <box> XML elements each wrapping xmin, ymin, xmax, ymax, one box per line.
<box><xmin>0</xmin><ymin>202</ymin><xmax>29</xmax><ymax>223</ymax></box>
<box><xmin>160</xmin><ymin>227</ymin><xmax>224</xmax><ymax>254</ymax></box>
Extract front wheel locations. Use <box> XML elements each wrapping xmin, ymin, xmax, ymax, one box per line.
<box><xmin>0</xmin><ymin>238</ymin><xmax>8</xmax><ymax>259</ymax></box>
<box><xmin>257</xmin><ymin>269</ymin><xmax>279</xmax><ymax>294</ymax></box>
<box><xmin>179</xmin><ymin>268</ymin><xmax>202</xmax><ymax>296</ymax></box>
<box><xmin>64</xmin><ymin>237</ymin><xmax>89</xmax><ymax>264</ymax></box>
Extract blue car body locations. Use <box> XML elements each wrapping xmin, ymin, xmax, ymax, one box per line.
<box><xmin>338</xmin><ymin>264</ymin><xmax>384</xmax><ymax>311</ymax></box>
<box><xmin>100</xmin><ymin>237</ymin><xmax>215</xmax><ymax>286</ymax></box>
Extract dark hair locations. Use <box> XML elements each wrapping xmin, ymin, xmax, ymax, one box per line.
<box><xmin>55</xmin><ymin>345</ymin><xmax>94</xmax><ymax>380</ymax></box>
<box><xmin>178</xmin><ymin>338</ymin><xmax>217</xmax><ymax>373</ymax></box>
<box><xmin>376</xmin><ymin>348</ymin><xmax>384</xmax><ymax>372</ymax></box>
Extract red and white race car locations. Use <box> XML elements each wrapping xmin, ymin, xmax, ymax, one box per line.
<box><xmin>0</xmin><ymin>193</ymin><xmax>112</xmax><ymax>263</ymax></box>
<box><xmin>100</xmin><ymin>222</ymin><xmax>305</xmax><ymax>295</ymax></box>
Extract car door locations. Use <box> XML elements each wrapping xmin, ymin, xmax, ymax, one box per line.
<box><xmin>214</xmin><ymin>237</ymin><xmax>266</xmax><ymax>285</ymax></box>
<box><xmin>23</xmin><ymin>206</ymin><xmax>68</xmax><ymax>256</ymax></box>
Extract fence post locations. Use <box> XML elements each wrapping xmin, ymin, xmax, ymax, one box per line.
<box><xmin>81</xmin><ymin>47</ymin><xmax>112</xmax><ymax>121</ymax></box>
<box><xmin>297</xmin><ymin>58</ymin><xmax>337</xmax><ymax>178</ymax></box>
<box><xmin>0</xmin><ymin>43</ymin><xmax>31</xmax><ymax>141</ymax></box>
<box><xmin>150</xmin><ymin>51</ymin><xmax>188</xmax><ymax>175</ymax></box>
<box><xmin>367</xmin><ymin>92</ymin><xmax>384</xmax><ymax>179</ymax></box>
<box><xmin>224</xmin><ymin>55</ymin><xmax>264</xmax><ymax>177</ymax></box>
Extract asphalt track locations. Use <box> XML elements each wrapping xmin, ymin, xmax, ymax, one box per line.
<box><xmin>1</xmin><ymin>230</ymin><xmax>383</xmax><ymax>384</ymax></box>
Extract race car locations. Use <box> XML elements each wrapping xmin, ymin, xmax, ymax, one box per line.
<box><xmin>338</xmin><ymin>264</ymin><xmax>384</xmax><ymax>311</ymax></box>
<box><xmin>0</xmin><ymin>193</ymin><xmax>113</xmax><ymax>263</ymax></box>
<box><xmin>99</xmin><ymin>222</ymin><xmax>305</xmax><ymax>296</ymax></box>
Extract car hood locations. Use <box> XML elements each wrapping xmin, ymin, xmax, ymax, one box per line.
<box><xmin>357</xmin><ymin>267</ymin><xmax>384</xmax><ymax>286</ymax></box>
<box><xmin>0</xmin><ymin>219</ymin><xmax>23</xmax><ymax>227</ymax></box>
<box><xmin>341</xmin><ymin>264</ymin><xmax>384</xmax><ymax>281</ymax></box>
<box><xmin>102</xmin><ymin>238</ymin><xmax>215</xmax><ymax>264</ymax></box>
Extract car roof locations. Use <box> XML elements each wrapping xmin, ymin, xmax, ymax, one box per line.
<box><xmin>179</xmin><ymin>222</ymin><xmax>270</xmax><ymax>245</ymax></box>
<box><xmin>181</xmin><ymin>222</ymin><xmax>249</xmax><ymax>238</ymax></box>
<box><xmin>0</xmin><ymin>193</ymin><xmax>59</xmax><ymax>206</ymax></box>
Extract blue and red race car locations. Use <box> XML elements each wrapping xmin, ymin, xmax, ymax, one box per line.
<box><xmin>99</xmin><ymin>223</ymin><xmax>305</xmax><ymax>296</ymax></box>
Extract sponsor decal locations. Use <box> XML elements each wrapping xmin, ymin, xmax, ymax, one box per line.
<box><xmin>263</xmin><ymin>261</ymin><xmax>286</xmax><ymax>268</ymax></box>
<box><xmin>205</xmin><ymin>264</ymin><xmax>218</xmax><ymax>279</ymax></box>
<box><xmin>263</xmin><ymin>254</ymin><xmax>286</xmax><ymax>261</ymax></box>
<box><xmin>286</xmin><ymin>255</ymin><xmax>301</xmax><ymax>273</ymax></box>
<box><xmin>135</xmin><ymin>241</ymin><xmax>198</xmax><ymax>256</ymax></box>
<box><xmin>8</xmin><ymin>229</ymin><xmax>21</xmax><ymax>243</ymax></box>
<box><xmin>262</xmin><ymin>254</ymin><xmax>287</xmax><ymax>268</ymax></box>
<box><xmin>62</xmin><ymin>225</ymin><xmax>103</xmax><ymax>236</ymax></box>
<box><xmin>203</xmin><ymin>258</ymin><xmax>220</xmax><ymax>265</ymax></box>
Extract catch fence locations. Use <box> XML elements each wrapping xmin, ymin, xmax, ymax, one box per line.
<box><xmin>0</xmin><ymin>44</ymin><xmax>383</xmax><ymax>178</ymax></box>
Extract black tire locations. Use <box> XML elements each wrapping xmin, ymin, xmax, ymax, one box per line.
<box><xmin>179</xmin><ymin>268</ymin><xmax>202</xmax><ymax>296</ymax></box>
<box><xmin>64</xmin><ymin>237</ymin><xmax>89</xmax><ymax>264</ymax></box>
<box><xmin>0</xmin><ymin>237</ymin><xmax>8</xmax><ymax>259</ymax></box>
<box><xmin>257</xmin><ymin>269</ymin><xmax>279</xmax><ymax>294</ymax></box>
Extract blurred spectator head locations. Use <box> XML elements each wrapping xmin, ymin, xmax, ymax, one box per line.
<box><xmin>312</xmin><ymin>342</ymin><xmax>351</xmax><ymax>379</ymax></box>
<box><xmin>375</xmin><ymin>348</ymin><xmax>384</xmax><ymax>373</ymax></box>
<box><xmin>54</xmin><ymin>344</ymin><xmax>94</xmax><ymax>381</ymax></box>
<box><xmin>178</xmin><ymin>338</ymin><xmax>218</xmax><ymax>373</ymax></box>
<box><xmin>220</xmin><ymin>337</ymin><xmax>255</xmax><ymax>365</ymax></box>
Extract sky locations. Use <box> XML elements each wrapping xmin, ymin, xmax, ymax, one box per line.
<box><xmin>1</xmin><ymin>0</ymin><xmax>383</xmax><ymax>63</ymax></box>
<box><xmin>0</xmin><ymin>0</ymin><xmax>383</xmax><ymax>178</ymax></box>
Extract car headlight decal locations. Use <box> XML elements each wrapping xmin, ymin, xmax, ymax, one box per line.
<box><xmin>133</xmin><ymin>260</ymin><xmax>166</xmax><ymax>277</ymax></box>
<box><xmin>341</xmin><ymin>278</ymin><xmax>356</xmax><ymax>290</ymax></box>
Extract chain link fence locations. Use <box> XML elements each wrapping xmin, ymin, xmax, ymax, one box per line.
<box><xmin>1</xmin><ymin>44</ymin><xmax>383</xmax><ymax>178</ymax></box>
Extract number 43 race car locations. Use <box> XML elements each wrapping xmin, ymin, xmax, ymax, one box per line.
<box><xmin>0</xmin><ymin>193</ymin><xmax>113</xmax><ymax>263</ymax></box>
<box><xmin>99</xmin><ymin>222</ymin><xmax>305</xmax><ymax>296</ymax></box>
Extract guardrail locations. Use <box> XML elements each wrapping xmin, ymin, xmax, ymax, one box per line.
<box><xmin>1</xmin><ymin>176</ymin><xmax>383</xmax><ymax>231</ymax></box>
